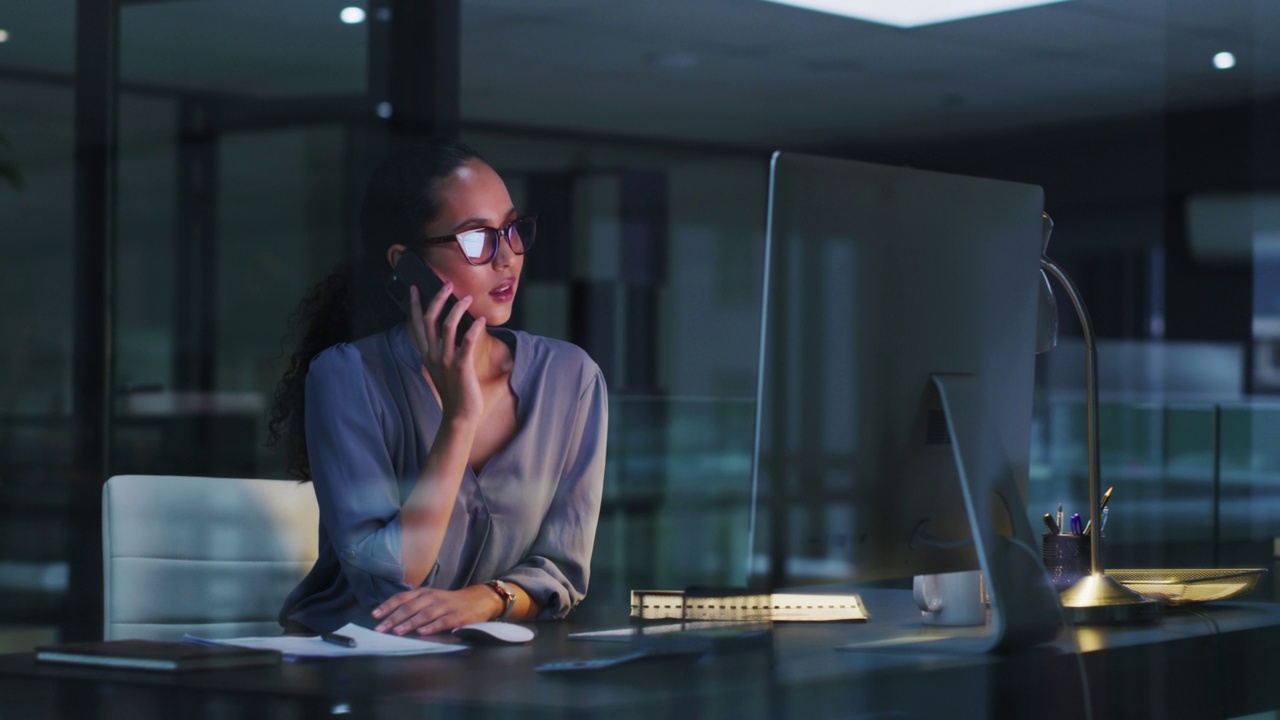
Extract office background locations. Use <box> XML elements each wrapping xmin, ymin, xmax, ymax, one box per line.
<box><xmin>0</xmin><ymin>0</ymin><xmax>1278</xmax><ymax>655</ymax></box>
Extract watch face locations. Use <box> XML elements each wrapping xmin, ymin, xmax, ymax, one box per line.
<box><xmin>488</xmin><ymin>580</ymin><xmax>516</xmax><ymax>621</ymax></box>
<box><xmin>490</xmin><ymin>580</ymin><xmax>515</xmax><ymax>603</ymax></box>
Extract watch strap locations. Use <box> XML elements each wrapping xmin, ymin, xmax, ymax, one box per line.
<box><xmin>486</xmin><ymin>580</ymin><xmax>516</xmax><ymax>621</ymax></box>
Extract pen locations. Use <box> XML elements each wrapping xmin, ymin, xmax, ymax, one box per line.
<box><xmin>1057</xmin><ymin>503</ymin><xmax>1063</xmax><ymax>532</ymax></box>
<box><xmin>1101</xmin><ymin>506</ymin><xmax>1110</xmax><ymax>532</ymax></box>
<box><xmin>1099</xmin><ymin>486</ymin><xmax>1114</xmax><ymax>512</ymax></box>
<box><xmin>1070</xmin><ymin>513</ymin><xmax>1083</xmax><ymax>536</ymax></box>
<box><xmin>1043</xmin><ymin>513</ymin><xmax>1060</xmax><ymax>535</ymax></box>
<box><xmin>321</xmin><ymin>633</ymin><xmax>357</xmax><ymax>648</ymax></box>
<box><xmin>1084</xmin><ymin>486</ymin><xmax>1114</xmax><ymax>535</ymax></box>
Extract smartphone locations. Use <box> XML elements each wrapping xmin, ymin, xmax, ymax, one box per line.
<box><xmin>386</xmin><ymin>250</ymin><xmax>475</xmax><ymax>344</ymax></box>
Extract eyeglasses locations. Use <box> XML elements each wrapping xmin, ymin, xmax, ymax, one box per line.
<box><xmin>425</xmin><ymin>216</ymin><xmax>537</xmax><ymax>266</ymax></box>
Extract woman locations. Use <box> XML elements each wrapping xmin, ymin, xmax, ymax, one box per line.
<box><xmin>269</xmin><ymin>140</ymin><xmax>608</xmax><ymax>636</ymax></box>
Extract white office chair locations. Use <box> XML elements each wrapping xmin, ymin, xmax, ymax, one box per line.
<box><xmin>102</xmin><ymin>474</ymin><xmax>319</xmax><ymax>641</ymax></box>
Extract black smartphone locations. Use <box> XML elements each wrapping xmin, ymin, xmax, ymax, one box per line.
<box><xmin>386</xmin><ymin>250</ymin><xmax>475</xmax><ymax>344</ymax></box>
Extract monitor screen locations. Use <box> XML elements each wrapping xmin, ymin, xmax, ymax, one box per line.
<box><xmin>748</xmin><ymin>152</ymin><xmax>1059</xmax><ymax>648</ymax></box>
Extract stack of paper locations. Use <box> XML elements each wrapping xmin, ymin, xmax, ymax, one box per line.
<box><xmin>184</xmin><ymin>623</ymin><xmax>466</xmax><ymax>659</ymax></box>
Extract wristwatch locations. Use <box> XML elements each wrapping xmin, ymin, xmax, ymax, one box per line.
<box><xmin>486</xmin><ymin>579</ymin><xmax>516</xmax><ymax>621</ymax></box>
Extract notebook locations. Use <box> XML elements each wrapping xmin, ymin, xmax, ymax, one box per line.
<box><xmin>629</xmin><ymin>589</ymin><xmax>868</xmax><ymax>621</ymax></box>
<box><xmin>35</xmin><ymin>639</ymin><xmax>282</xmax><ymax>672</ymax></box>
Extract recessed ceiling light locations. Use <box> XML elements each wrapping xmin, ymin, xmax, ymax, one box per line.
<box><xmin>340</xmin><ymin>7</ymin><xmax>366</xmax><ymax>25</ymax></box>
<box><xmin>1213</xmin><ymin>51</ymin><xmax>1236</xmax><ymax>70</ymax></box>
<box><xmin>761</xmin><ymin>0</ymin><xmax>1070</xmax><ymax>28</ymax></box>
<box><xmin>0</xmin><ymin>29</ymin><xmax>10</xmax><ymax>43</ymax></box>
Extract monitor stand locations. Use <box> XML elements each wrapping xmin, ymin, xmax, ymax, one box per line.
<box><xmin>839</xmin><ymin>374</ymin><xmax>1063</xmax><ymax>654</ymax></box>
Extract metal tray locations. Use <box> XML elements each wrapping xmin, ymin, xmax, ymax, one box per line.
<box><xmin>1108</xmin><ymin>568</ymin><xmax>1267</xmax><ymax>605</ymax></box>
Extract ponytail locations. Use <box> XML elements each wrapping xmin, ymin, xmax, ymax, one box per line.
<box><xmin>267</xmin><ymin>139</ymin><xmax>485</xmax><ymax>479</ymax></box>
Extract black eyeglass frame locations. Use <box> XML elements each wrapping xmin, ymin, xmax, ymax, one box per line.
<box><xmin>423</xmin><ymin>215</ymin><xmax>537</xmax><ymax>266</ymax></box>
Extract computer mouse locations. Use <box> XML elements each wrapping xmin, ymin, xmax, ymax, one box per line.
<box><xmin>451</xmin><ymin>622</ymin><xmax>535</xmax><ymax>645</ymax></box>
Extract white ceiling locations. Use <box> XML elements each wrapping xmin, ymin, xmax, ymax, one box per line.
<box><xmin>0</xmin><ymin>0</ymin><xmax>1276</xmax><ymax>148</ymax></box>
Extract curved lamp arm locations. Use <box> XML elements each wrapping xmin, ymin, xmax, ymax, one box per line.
<box><xmin>1039</xmin><ymin>255</ymin><xmax>1103</xmax><ymax>575</ymax></box>
<box><xmin>1038</xmin><ymin>236</ymin><xmax>1148</xmax><ymax>617</ymax></box>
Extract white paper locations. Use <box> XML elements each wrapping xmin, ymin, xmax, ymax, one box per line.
<box><xmin>183</xmin><ymin>622</ymin><xmax>466</xmax><ymax>658</ymax></box>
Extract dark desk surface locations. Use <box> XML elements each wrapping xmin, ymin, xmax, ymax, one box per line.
<box><xmin>4</xmin><ymin>589</ymin><xmax>1280</xmax><ymax>720</ymax></box>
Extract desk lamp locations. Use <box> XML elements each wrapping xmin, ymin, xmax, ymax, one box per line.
<box><xmin>1037</xmin><ymin>213</ymin><xmax>1150</xmax><ymax>621</ymax></box>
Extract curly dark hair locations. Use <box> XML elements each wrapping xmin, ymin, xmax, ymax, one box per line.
<box><xmin>266</xmin><ymin>140</ymin><xmax>486</xmax><ymax>479</ymax></box>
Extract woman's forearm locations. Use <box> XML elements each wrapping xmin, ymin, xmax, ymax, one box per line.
<box><xmin>399</xmin><ymin>415</ymin><xmax>477</xmax><ymax>585</ymax></box>
<box><xmin>505</xmin><ymin>581</ymin><xmax>543</xmax><ymax>622</ymax></box>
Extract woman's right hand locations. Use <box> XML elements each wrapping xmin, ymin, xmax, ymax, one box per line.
<box><xmin>406</xmin><ymin>283</ymin><xmax>487</xmax><ymax>425</ymax></box>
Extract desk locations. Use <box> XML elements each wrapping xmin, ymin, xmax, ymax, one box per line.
<box><xmin>3</xmin><ymin>589</ymin><xmax>1280</xmax><ymax>720</ymax></box>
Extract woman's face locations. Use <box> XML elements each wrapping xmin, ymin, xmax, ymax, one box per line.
<box><xmin>420</xmin><ymin>159</ymin><xmax>523</xmax><ymax>328</ymax></box>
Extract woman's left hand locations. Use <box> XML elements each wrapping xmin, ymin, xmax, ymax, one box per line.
<box><xmin>372</xmin><ymin>585</ymin><xmax>502</xmax><ymax>636</ymax></box>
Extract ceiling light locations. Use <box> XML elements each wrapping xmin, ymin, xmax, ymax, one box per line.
<box><xmin>0</xmin><ymin>29</ymin><xmax>9</xmax><ymax>43</ymax></box>
<box><xmin>340</xmin><ymin>7</ymin><xmax>366</xmax><ymax>25</ymax></box>
<box><xmin>1213</xmin><ymin>51</ymin><xmax>1236</xmax><ymax>70</ymax></box>
<box><xmin>762</xmin><ymin>0</ymin><xmax>1070</xmax><ymax>28</ymax></box>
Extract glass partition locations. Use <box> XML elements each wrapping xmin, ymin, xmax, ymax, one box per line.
<box><xmin>105</xmin><ymin>5</ymin><xmax>772</xmax><ymax>619</ymax></box>
<box><xmin>1030</xmin><ymin>394</ymin><xmax>1280</xmax><ymax>594</ymax></box>
<box><xmin>112</xmin><ymin>1</ymin><xmax>363</xmax><ymax>481</ymax></box>
<box><xmin>595</xmin><ymin>396</ymin><xmax>756</xmax><ymax>605</ymax></box>
<box><xmin>469</xmin><ymin>134</ymin><xmax>769</xmax><ymax>605</ymax></box>
<box><xmin>5</xmin><ymin>0</ymin><xmax>1278</xmax><ymax>655</ymax></box>
<box><xmin>0</xmin><ymin>2</ymin><xmax>77</xmax><ymax>652</ymax></box>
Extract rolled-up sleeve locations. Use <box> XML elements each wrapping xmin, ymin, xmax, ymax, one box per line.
<box><xmin>305</xmin><ymin>346</ymin><xmax>415</xmax><ymax>610</ymax></box>
<box><xmin>504</xmin><ymin>367</ymin><xmax>608</xmax><ymax>619</ymax></box>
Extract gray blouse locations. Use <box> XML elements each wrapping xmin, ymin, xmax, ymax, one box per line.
<box><xmin>278</xmin><ymin>324</ymin><xmax>608</xmax><ymax>634</ymax></box>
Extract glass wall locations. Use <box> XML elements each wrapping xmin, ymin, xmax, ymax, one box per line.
<box><xmin>0</xmin><ymin>1</ymin><xmax>77</xmax><ymax>651</ymax></box>
<box><xmin>2</xmin><ymin>0</ymin><xmax>1279</xmax><ymax>653</ymax></box>
<box><xmin>1</xmin><ymin>1</ymin><xmax>770</xmax><ymax>645</ymax></box>
<box><xmin>112</xmin><ymin>0</ymin><xmax>362</xmax><ymax>480</ymax></box>
<box><xmin>469</xmin><ymin>132</ymin><xmax>766</xmax><ymax>602</ymax></box>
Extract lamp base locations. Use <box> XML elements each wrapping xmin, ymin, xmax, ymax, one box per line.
<box><xmin>1059</xmin><ymin>572</ymin><xmax>1160</xmax><ymax>624</ymax></box>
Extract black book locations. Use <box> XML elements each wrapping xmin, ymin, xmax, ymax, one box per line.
<box><xmin>35</xmin><ymin>640</ymin><xmax>282</xmax><ymax>672</ymax></box>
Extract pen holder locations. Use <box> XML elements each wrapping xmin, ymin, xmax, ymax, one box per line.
<box><xmin>1042</xmin><ymin>533</ymin><xmax>1091</xmax><ymax>591</ymax></box>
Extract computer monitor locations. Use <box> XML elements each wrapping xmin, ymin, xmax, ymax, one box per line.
<box><xmin>748</xmin><ymin>152</ymin><xmax>1060</xmax><ymax>651</ymax></box>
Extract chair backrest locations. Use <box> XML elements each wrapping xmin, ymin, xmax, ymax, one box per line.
<box><xmin>102</xmin><ymin>474</ymin><xmax>319</xmax><ymax>641</ymax></box>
